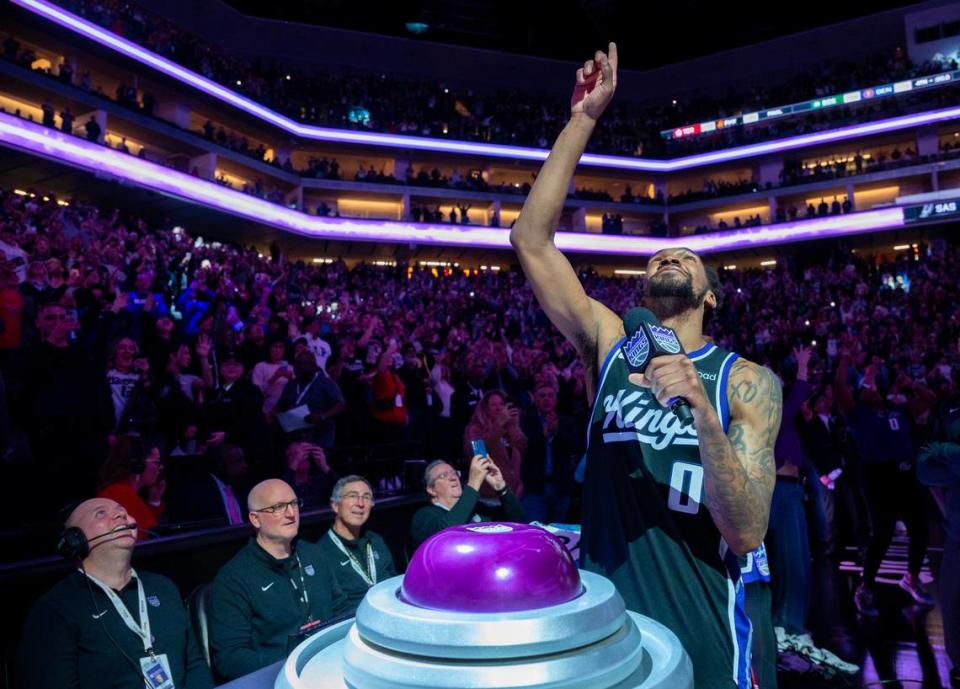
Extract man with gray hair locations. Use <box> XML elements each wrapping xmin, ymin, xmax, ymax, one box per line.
<box><xmin>208</xmin><ymin>479</ymin><xmax>348</xmax><ymax>681</ymax></box>
<box><xmin>316</xmin><ymin>475</ymin><xmax>396</xmax><ymax>614</ymax></box>
<box><xmin>410</xmin><ymin>454</ymin><xmax>525</xmax><ymax>549</ymax></box>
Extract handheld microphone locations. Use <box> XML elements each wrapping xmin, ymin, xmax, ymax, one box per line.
<box><xmin>621</xmin><ymin>307</ymin><xmax>694</xmax><ymax>428</ymax></box>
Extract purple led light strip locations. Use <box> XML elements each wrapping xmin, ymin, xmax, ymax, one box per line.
<box><xmin>12</xmin><ymin>0</ymin><xmax>960</xmax><ymax>172</ymax></box>
<box><xmin>0</xmin><ymin>113</ymin><xmax>906</xmax><ymax>254</ymax></box>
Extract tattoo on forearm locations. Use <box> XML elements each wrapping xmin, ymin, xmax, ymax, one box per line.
<box><xmin>697</xmin><ymin>359</ymin><xmax>782</xmax><ymax>552</ymax></box>
<box><xmin>728</xmin><ymin>422</ymin><xmax>746</xmax><ymax>455</ymax></box>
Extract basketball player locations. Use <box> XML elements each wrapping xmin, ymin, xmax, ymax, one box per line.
<box><xmin>510</xmin><ymin>43</ymin><xmax>781</xmax><ymax>689</ymax></box>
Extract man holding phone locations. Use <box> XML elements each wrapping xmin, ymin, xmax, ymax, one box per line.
<box><xmin>409</xmin><ymin>451</ymin><xmax>526</xmax><ymax>549</ymax></box>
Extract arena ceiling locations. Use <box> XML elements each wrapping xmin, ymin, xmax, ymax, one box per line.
<box><xmin>224</xmin><ymin>0</ymin><xmax>922</xmax><ymax>70</ymax></box>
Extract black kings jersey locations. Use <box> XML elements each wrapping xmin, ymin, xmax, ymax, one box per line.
<box><xmin>581</xmin><ymin>341</ymin><xmax>752</xmax><ymax>689</ymax></box>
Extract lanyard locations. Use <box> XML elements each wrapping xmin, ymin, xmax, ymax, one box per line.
<box><xmin>288</xmin><ymin>553</ymin><xmax>312</xmax><ymax>622</ymax></box>
<box><xmin>327</xmin><ymin>531</ymin><xmax>377</xmax><ymax>587</ymax></box>
<box><xmin>295</xmin><ymin>375</ymin><xmax>318</xmax><ymax>406</ymax></box>
<box><xmin>85</xmin><ymin>569</ymin><xmax>155</xmax><ymax>656</ymax></box>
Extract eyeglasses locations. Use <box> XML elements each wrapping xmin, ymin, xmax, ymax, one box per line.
<box><xmin>432</xmin><ymin>470</ymin><xmax>460</xmax><ymax>483</ymax></box>
<box><xmin>340</xmin><ymin>491</ymin><xmax>375</xmax><ymax>503</ymax></box>
<box><xmin>253</xmin><ymin>498</ymin><xmax>303</xmax><ymax>514</ymax></box>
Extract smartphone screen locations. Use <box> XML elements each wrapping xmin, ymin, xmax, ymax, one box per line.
<box><xmin>470</xmin><ymin>439</ymin><xmax>487</xmax><ymax>458</ymax></box>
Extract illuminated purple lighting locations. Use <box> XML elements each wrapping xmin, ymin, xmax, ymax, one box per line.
<box><xmin>12</xmin><ymin>0</ymin><xmax>960</xmax><ymax>172</ymax></box>
<box><xmin>0</xmin><ymin>113</ymin><xmax>906</xmax><ymax>254</ymax></box>
<box><xmin>675</xmin><ymin>207</ymin><xmax>905</xmax><ymax>253</ymax></box>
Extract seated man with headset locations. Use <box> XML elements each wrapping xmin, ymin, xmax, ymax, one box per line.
<box><xmin>18</xmin><ymin>498</ymin><xmax>213</xmax><ymax>689</ymax></box>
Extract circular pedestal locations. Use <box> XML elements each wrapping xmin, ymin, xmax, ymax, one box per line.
<box><xmin>276</xmin><ymin>524</ymin><xmax>691</xmax><ymax>689</ymax></box>
<box><xmin>276</xmin><ymin>573</ymin><xmax>692</xmax><ymax>689</ymax></box>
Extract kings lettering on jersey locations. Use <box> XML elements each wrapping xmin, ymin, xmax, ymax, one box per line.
<box><xmin>600</xmin><ymin>387</ymin><xmax>699</xmax><ymax>451</ymax></box>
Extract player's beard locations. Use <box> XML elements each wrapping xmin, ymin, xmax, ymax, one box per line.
<box><xmin>643</xmin><ymin>272</ymin><xmax>708</xmax><ymax>322</ymax></box>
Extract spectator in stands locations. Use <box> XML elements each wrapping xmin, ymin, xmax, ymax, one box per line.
<box><xmin>19</xmin><ymin>261</ymin><xmax>53</xmax><ymax>331</ymax></box>
<box><xmin>463</xmin><ymin>390</ymin><xmax>525</xmax><ymax>498</ymax></box>
<box><xmin>844</xmin><ymin>369</ymin><xmax>934</xmax><ymax>615</ymax></box>
<box><xmin>9</xmin><ymin>300</ymin><xmax>113</xmax><ymax>510</ymax></box>
<box><xmin>282</xmin><ymin>441</ymin><xmax>338</xmax><ymax>510</ymax></box>
<box><xmin>239</xmin><ymin>323</ymin><xmax>268</xmax><ymax>371</ymax></box>
<box><xmin>483</xmin><ymin>342</ymin><xmax>520</xmax><ymax>396</ymax></box>
<box><xmin>153</xmin><ymin>343</ymin><xmax>203</xmax><ymax>454</ymax></box>
<box><xmin>798</xmin><ymin>383</ymin><xmax>856</xmax><ymax>556</ymax></box>
<box><xmin>83</xmin><ymin>116</ymin><xmax>103</xmax><ymax>144</ymax></box>
<box><xmin>519</xmin><ymin>381</ymin><xmax>582</xmax><ymax>523</ymax></box>
<box><xmin>329</xmin><ymin>337</ymin><xmax>368</xmax><ymax>446</ymax></box>
<box><xmin>276</xmin><ymin>350</ymin><xmax>345</xmax><ymax>450</ymax></box>
<box><xmin>105</xmin><ymin>337</ymin><xmax>152</xmax><ymax>433</ymax></box>
<box><xmin>96</xmin><ymin>434</ymin><xmax>165</xmax><ymax>540</ymax></box>
<box><xmin>143</xmin><ymin>314</ymin><xmax>176</xmax><ymax>375</ymax></box>
<box><xmin>317</xmin><ymin>475</ymin><xmax>396</xmax><ymax>614</ymax></box>
<box><xmin>428</xmin><ymin>359</ymin><xmax>456</xmax><ymax>460</ymax></box>
<box><xmin>368</xmin><ymin>340</ymin><xmax>408</xmax><ymax>443</ymax></box>
<box><xmin>208</xmin><ymin>479</ymin><xmax>348</xmax><ymax>681</ymax></box>
<box><xmin>202</xmin><ymin>348</ymin><xmax>268</xmax><ymax>464</ymax></box>
<box><xmin>303</xmin><ymin>316</ymin><xmax>332</xmax><ymax>372</ymax></box>
<box><xmin>0</xmin><ymin>230</ymin><xmax>29</xmax><ymax>284</ymax></box>
<box><xmin>171</xmin><ymin>337</ymin><xmax>213</xmax><ymax>404</ymax></box>
<box><xmin>450</xmin><ymin>356</ymin><xmax>486</xmax><ymax>431</ymax></box>
<box><xmin>410</xmin><ymin>455</ymin><xmax>525</xmax><ymax>549</ymax></box>
<box><xmin>60</xmin><ymin>107</ymin><xmax>74</xmax><ymax>134</ymax></box>
<box><xmin>252</xmin><ymin>337</ymin><xmax>293</xmax><ymax>416</ymax></box>
<box><xmin>0</xmin><ymin>265</ymin><xmax>24</xmax><ymax>357</ymax></box>
<box><xmin>125</xmin><ymin>270</ymin><xmax>167</xmax><ymax>319</ymax></box>
<box><xmin>41</xmin><ymin>101</ymin><xmax>55</xmax><ymax>128</ymax></box>
<box><xmin>18</xmin><ymin>498</ymin><xmax>214</xmax><ymax>689</ymax></box>
<box><xmin>397</xmin><ymin>344</ymin><xmax>429</xmax><ymax>447</ymax></box>
<box><xmin>166</xmin><ymin>444</ymin><xmax>250</xmax><ymax>527</ymax></box>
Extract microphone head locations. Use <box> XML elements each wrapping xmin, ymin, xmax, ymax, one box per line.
<box><xmin>87</xmin><ymin>522</ymin><xmax>138</xmax><ymax>543</ymax></box>
<box><xmin>623</xmin><ymin>307</ymin><xmax>659</xmax><ymax>334</ymax></box>
<box><xmin>621</xmin><ymin>306</ymin><xmax>686</xmax><ymax>370</ymax></box>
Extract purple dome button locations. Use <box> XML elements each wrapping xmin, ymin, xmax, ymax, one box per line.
<box><xmin>400</xmin><ymin>523</ymin><xmax>582</xmax><ymax>613</ymax></box>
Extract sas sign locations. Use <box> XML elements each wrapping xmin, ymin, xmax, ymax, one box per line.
<box><xmin>906</xmin><ymin>200</ymin><xmax>960</xmax><ymax>223</ymax></box>
<box><xmin>932</xmin><ymin>201</ymin><xmax>958</xmax><ymax>215</ymax></box>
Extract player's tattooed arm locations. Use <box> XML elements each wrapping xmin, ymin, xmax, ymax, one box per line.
<box><xmin>695</xmin><ymin>358</ymin><xmax>781</xmax><ymax>555</ymax></box>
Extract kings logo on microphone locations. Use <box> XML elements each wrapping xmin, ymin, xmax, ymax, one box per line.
<box><xmin>650</xmin><ymin>325</ymin><xmax>682</xmax><ymax>354</ymax></box>
<box><xmin>623</xmin><ymin>328</ymin><xmax>650</xmax><ymax>369</ymax></box>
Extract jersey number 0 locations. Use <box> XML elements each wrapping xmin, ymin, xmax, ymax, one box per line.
<box><xmin>667</xmin><ymin>462</ymin><xmax>704</xmax><ymax>515</ymax></box>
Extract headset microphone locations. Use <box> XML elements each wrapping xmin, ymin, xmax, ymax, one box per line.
<box><xmin>57</xmin><ymin>523</ymin><xmax>137</xmax><ymax>560</ymax></box>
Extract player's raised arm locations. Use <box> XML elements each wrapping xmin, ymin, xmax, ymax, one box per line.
<box><xmin>510</xmin><ymin>44</ymin><xmax>623</xmax><ymax>368</ymax></box>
